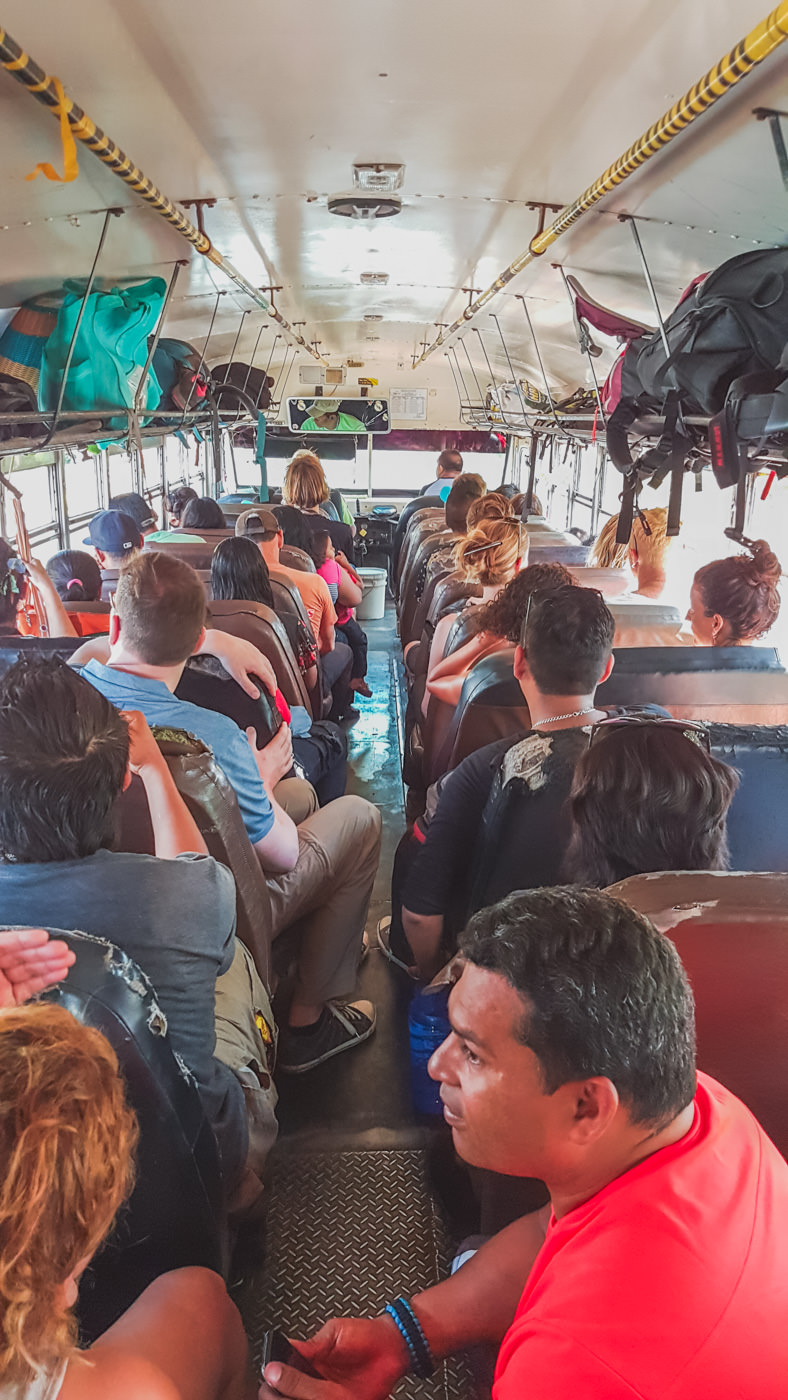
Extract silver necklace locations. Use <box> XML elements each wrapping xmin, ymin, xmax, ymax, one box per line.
<box><xmin>530</xmin><ymin>706</ymin><xmax>596</xmax><ymax>727</ymax></box>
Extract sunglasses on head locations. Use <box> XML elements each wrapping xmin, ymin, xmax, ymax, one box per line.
<box><xmin>588</xmin><ymin>715</ymin><xmax>711</xmax><ymax>754</ymax></box>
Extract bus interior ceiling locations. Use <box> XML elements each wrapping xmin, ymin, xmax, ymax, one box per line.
<box><xmin>1</xmin><ymin>3</ymin><xmax>788</xmax><ymax>1394</ymax></box>
<box><xmin>0</xmin><ymin>1</ymin><xmax>786</xmax><ymax>460</ymax></box>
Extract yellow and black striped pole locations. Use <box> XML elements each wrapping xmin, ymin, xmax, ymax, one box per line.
<box><xmin>414</xmin><ymin>1</ymin><xmax>788</xmax><ymax>367</ymax></box>
<box><xmin>0</xmin><ymin>24</ymin><xmax>326</xmax><ymax>362</ymax></box>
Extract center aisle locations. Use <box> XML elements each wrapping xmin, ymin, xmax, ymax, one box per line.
<box><xmin>232</xmin><ymin>606</ymin><xmax>477</xmax><ymax>1399</ymax></box>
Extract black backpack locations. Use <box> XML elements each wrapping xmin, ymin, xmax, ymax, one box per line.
<box><xmin>211</xmin><ymin>362</ymin><xmax>273</xmax><ymax>413</ymax></box>
<box><xmin>606</xmin><ymin>247</ymin><xmax>788</xmax><ymax>537</ymax></box>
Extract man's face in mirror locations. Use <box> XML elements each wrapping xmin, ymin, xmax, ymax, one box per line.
<box><xmin>313</xmin><ymin>410</ymin><xmax>340</xmax><ymax>430</ymax></box>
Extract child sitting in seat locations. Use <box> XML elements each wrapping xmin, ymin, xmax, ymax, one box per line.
<box><xmin>309</xmin><ymin>528</ymin><xmax>372</xmax><ymax>700</ymax></box>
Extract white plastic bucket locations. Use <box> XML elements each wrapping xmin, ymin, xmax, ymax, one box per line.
<box><xmin>356</xmin><ymin>566</ymin><xmax>387</xmax><ymax>621</ymax></box>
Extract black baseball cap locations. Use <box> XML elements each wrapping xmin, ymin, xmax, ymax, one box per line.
<box><xmin>108</xmin><ymin>491</ymin><xmax>157</xmax><ymax>532</ymax></box>
<box><xmin>83</xmin><ymin>510</ymin><xmax>142</xmax><ymax>555</ymax></box>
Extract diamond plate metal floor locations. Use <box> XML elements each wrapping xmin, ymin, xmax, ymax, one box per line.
<box><xmin>233</xmin><ymin>1147</ymin><xmax>474</xmax><ymax>1399</ymax></box>
<box><xmin>232</xmin><ymin>611</ymin><xmax>478</xmax><ymax>1399</ymax></box>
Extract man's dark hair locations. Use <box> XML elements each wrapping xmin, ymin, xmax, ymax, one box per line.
<box><xmin>165</xmin><ymin>484</ymin><xmax>198</xmax><ymax>520</ymax></box>
<box><xmin>181</xmin><ymin>497</ymin><xmax>226</xmax><ymax>531</ymax></box>
<box><xmin>438</xmin><ymin>449</ymin><xmax>463</xmax><ymax>474</ymax></box>
<box><xmin>523</xmin><ymin>584</ymin><xmax>614</xmax><ymax>693</ymax></box>
<box><xmin>115</xmin><ymin>551</ymin><xmax>206</xmax><ymax>666</ymax></box>
<box><xmin>210</xmin><ymin>536</ymin><xmax>274</xmax><ymax>609</ymax></box>
<box><xmin>0</xmin><ymin>657</ymin><xmax>129</xmax><ymax>862</ymax></box>
<box><xmin>272</xmin><ymin>505</ymin><xmax>310</xmax><ymax>552</ymax></box>
<box><xmin>461</xmin><ymin>886</ymin><xmax>697</xmax><ymax>1128</ymax></box>
<box><xmin>445</xmin><ymin>474</ymin><xmax>486</xmax><ymax>533</ymax></box>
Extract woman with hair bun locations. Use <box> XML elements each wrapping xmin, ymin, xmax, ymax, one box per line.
<box><xmin>687</xmin><ymin>538</ymin><xmax>782</xmax><ymax>646</ymax></box>
<box><xmin>45</xmin><ymin>550</ymin><xmax>108</xmax><ymax>638</ymax></box>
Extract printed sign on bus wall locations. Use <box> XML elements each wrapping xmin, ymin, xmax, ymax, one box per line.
<box><xmin>287</xmin><ymin>397</ymin><xmax>390</xmax><ymax>434</ymax></box>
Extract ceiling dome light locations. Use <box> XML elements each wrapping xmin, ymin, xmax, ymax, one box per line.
<box><xmin>328</xmin><ymin>192</ymin><xmax>402</xmax><ymax>219</ymax></box>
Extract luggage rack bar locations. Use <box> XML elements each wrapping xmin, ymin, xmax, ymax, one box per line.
<box><xmin>0</xmin><ymin>27</ymin><xmax>326</xmax><ymax>362</ymax></box>
<box><xmin>413</xmin><ymin>1</ymin><xmax>788</xmax><ymax>364</ymax></box>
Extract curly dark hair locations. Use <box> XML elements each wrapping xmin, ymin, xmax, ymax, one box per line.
<box><xmin>469</xmin><ymin>560</ymin><xmax>575</xmax><ymax>641</ymax></box>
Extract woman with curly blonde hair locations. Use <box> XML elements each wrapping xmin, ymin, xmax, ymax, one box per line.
<box><xmin>424</xmin><ymin>515</ymin><xmax>528</xmax><ymax>710</ymax></box>
<box><xmin>0</xmin><ymin>1002</ymin><xmax>255</xmax><ymax>1400</ymax></box>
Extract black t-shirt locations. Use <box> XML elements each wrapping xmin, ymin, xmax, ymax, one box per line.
<box><xmin>403</xmin><ymin>707</ymin><xmax>669</xmax><ymax>925</ymax></box>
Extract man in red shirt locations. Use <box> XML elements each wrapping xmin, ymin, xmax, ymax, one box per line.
<box><xmin>260</xmin><ymin>887</ymin><xmax>788</xmax><ymax>1400</ymax></box>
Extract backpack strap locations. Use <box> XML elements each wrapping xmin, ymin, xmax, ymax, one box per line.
<box><xmin>616</xmin><ymin>469</ymin><xmax>639</xmax><ymax>543</ymax></box>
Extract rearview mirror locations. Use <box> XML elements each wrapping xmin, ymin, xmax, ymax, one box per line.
<box><xmin>286</xmin><ymin>397</ymin><xmax>390</xmax><ymax>434</ymax></box>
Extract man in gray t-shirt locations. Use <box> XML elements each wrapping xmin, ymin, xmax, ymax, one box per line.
<box><xmin>0</xmin><ymin>657</ymin><xmax>247</xmax><ymax>1189</ymax></box>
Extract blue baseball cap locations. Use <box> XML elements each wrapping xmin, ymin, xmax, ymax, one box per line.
<box><xmin>83</xmin><ymin>510</ymin><xmax>142</xmax><ymax>555</ymax></box>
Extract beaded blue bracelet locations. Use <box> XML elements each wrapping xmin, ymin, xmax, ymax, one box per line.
<box><xmin>384</xmin><ymin>1296</ymin><xmax>436</xmax><ymax>1379</ymax></box>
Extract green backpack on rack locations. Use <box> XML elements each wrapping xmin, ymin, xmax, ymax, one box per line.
<box><xmin>38</xmin><ymin>277</ymin><xmax>166</xmax><ymax>426</ymax></box>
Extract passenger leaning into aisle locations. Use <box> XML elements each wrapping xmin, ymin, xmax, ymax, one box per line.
<box><xmin>75</xmin><ymin>551</ymin><xmax>381</xmax><ymax>1074</ymax></box>
<box><xmin>309</xmin><ymin>528</ymin><xmax>371</xmax><ymax>700</ymax></box>
<box><xmin>260</xmin><ymin>888</ymin><xmax>788</xmax><ymax>1400</ymax></box>
<box><xmin>208</xmin><ymin>536</ymin><xmax>349</xmax><ymax>805</ymax></box>
<box><xmin>239</xmin><ymin>507</ymin><xmax>355</xmax><ymax>721</ymax></box>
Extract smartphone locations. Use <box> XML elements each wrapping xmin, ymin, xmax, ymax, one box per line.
<box><xmin>260</xmin><ymin>1329</ymin><xmax>321</xmax><ymax>1385</ymax></box>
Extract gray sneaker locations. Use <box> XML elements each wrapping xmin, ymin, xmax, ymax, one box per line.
<box><xmin>278</xmin><ymin>1000</ymin><xmax>376</xmax><ymax>1074</ymax></box>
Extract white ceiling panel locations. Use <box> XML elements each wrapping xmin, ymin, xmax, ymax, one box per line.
<box><xmin>0</xmin><ymin>0</ymin><xmax>784</xmax><ymax>409</ymax></box>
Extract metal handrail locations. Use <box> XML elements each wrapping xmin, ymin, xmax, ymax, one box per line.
<box><xmin>413</xmin><ymin>1</ymin><xmax>788</xmax><ymax>365</ymax></box>
<box><xmin>0</xmin><ymin>25</ymin><xmax>326</xmax><ymax>362</ymax></box>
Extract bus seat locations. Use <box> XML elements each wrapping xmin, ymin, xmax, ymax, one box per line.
<box><xmin>392</xmin><ymin>498</ymin><xmax>442</xmax><ymax>576</ymax></box>
<box><xmin>608</xmin><ymin>871</ymin><xmax>788</xmax><ymax>1159</ymax></box>
<box><xmin>279</xmin><ymin>545</ymin><xmax>316</xmax><ymax>573</ymax></box>
<box><xmin>597</xmin><ymin>645</ymin><xmax>788</xmax><ymax>724</ymax></box>
<box><xmin>0</xmin><ymin>634</ymin><xmax>84</xmax><ymax>678</ymax></box>
<box><xmin>396</xmin><ymin>510</ymin><xmax>445</xmax><ymax>597</ymax></box>
<box><xmin>707</xmin><ymin>722</ymin><xmax>788</xmax><ymax>872</ymax></box>
<box><xmin>37</xmin><ymin>926</ymin><xmax>226</xmax><ymax>1342</ymax></box>
<box><xmin>567</xmin><ymin>565</ymin><xmax>630</xmax><ymax>597</ymax></box>
<box><xmin>143</xmin><ymin>529</ymin><xmax>233</xmax><ymax>570</ymax></box>
<box><xmin>207</xmin><ymin>598</ymin><xmax>313</xmax><ymax>716</ymax></box>
<box><xmin>397</xmin><ymin>521</ymin><xmax>447</xmax><ymax>606</ymax></box>
<box><xmin>606</xmin><ymin>599</ymin><xmax>687</xmax><ymax>648</ymax></box>
<box><xmin>400</xmin><ymin>532</ymin><xmax>457</xmax><ymax>644</ymax></box>
<box><xmin>431</xmin><ymin>649</ymin><xmax>788</xmax><ymax>785</ymax></box>
<box><xmin>428</xmin><ymin>648</ymin><xmax>529</xmax><ymax>783</ymax></box>
<box><xmin>407</xmin><ymin>559</ymin><xmax>453</xmax><ymax>650</ymax></box>
<box><xmin>267</xmin><ymin>567</ymin><xmax>329</xmax><ymax>715</ymax></box>
<box><xmin>114</xmin><ymin>729</ymin><xmax>273</xmax><ymax>986</ymax></box>
<box><xmin>63</xmin><ymin>599</ymin><xmax>111</xmax><ymax>617</ymax></box>
<box><xmin>524</xmin><ymin>528</ymin><xmax>589</xmax><ymax>566</ymax></box>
